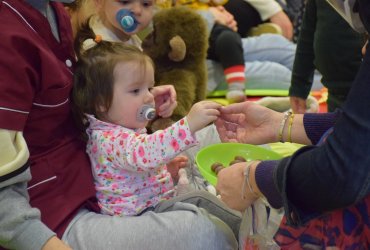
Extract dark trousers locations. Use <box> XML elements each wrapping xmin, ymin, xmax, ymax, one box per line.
<box><xmin>224</xmin><ymin>0</ymin><xmax>262</xmax><ymax>37</ymax></box>
<box><xmin>207</xmin><ymin>24</ymin><xmax>244</xmax><ymax>69</ymax></box>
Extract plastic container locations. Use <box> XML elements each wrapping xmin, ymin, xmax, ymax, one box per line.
<box><xmin>195</xmin><ymin>143</ymin><xmax>282</xmax><ymax>186</ymax></box>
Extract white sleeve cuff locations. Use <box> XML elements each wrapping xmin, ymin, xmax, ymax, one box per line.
<box><xmin>245</xmin><ymin>0</ymin><xmax>283</xmax><ymax>21</ymax></box>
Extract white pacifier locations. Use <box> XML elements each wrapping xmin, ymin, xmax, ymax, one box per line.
<box><xmin>136</xmin><ymin>105</ymin><xmax>156</xmax><ymax>122</ymax></box>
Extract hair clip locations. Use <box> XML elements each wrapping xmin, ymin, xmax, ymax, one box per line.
<box><xmin>82</xmin><ymin>35</ymin><xmax>103</xmax><ymax>51</ymax></box>
<box><xmin>94</xmin><ymin>34</ymin><xmax>102</xmax><ymax>43</ymax></box>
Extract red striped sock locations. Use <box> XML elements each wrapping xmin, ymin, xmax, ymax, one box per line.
<box><xmin>224</xmin><ymin>65</ymin><xmax>245</xmax><ymax>84</ymax></box>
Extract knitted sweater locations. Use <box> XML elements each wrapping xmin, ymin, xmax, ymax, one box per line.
<box><xmin>257</xmin><ymin>39</ymin><xmax>370</xmax><ymax>224</ymax></box>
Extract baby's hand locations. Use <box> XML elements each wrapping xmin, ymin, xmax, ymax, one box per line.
<box><xmin>152</xmin><ymin>85</ymin><xmax>177</xmax><ymax>118</ymax></box>
<box><xmin>187</xmin><ymin>101</ymin><xmax>221</xmax><ymax>133</ymax></box>
<box><xmin>167</xmin><ymin>155</ymin><xmax>188</xmax><ymax>181</ymax></box>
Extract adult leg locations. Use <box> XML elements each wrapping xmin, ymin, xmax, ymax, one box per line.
<box><xmin>63</xmin><ymin>207</ymin><xmax>238</xmax><ymax>250</ymax></box>
<box><xmin>242</xmin><ymin>34</ymin><xmax>296</xmax><ymax>69</ymax></box>
<box><xmin>245</xmin><ymin>61</ymin><xmax>292</xmax><ymax>90</ymax></box>
<box><xmin>207</xmin><ymin>33</ymin><xmax>296</xmax><ymax>92</ymax></box>
<box><xmin>208</xmin><ymin>24</ymin><xmax>246</xmax><ymax>102</ymax></box>
<box><xmin>208</xmin><ymin>24</ymin><xmax>244</xmax><ymax>69</ymax></box>
<box><xmin>208</xmin><ymin>60</ymin><xmax>292</xmax><ymax>92</ymax></box>
<box><xmin>155</xmin><ymin>190</ymin><xmax>241</xmax><ymax>240</ymax></box>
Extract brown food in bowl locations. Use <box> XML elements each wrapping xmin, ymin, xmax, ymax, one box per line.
<box><xmin>211</xmin><ymin>162</ymin><xmax>225</xmax><ymax>175</ymax></box>
<box><xmin>234</xmin><ymin>156</ymin><xmax>247</xmax><ymax>162</ymax></box>
<box><xmin>228</xmin><ymin>156</ymin><xmax>247</xmax><ymax>165</ymax></box>
<box><xmin>214</xmin><ymin>165</ymin><xmax>225</xmax><ymax>175</ymax></box>
<box><xmin>211</xmin><ymin>162</ymin><xmax>223</xmax><ymax>171</ymax></box>
<box><xmin>228</xmin><ymin>159</ymin><xmax>243</xmax><ymax>165</ymax></box>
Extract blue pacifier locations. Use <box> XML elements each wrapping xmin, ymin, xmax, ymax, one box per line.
<box><xmin>116</xmin><ymin>9</ymin><xmax>138</xmax><ymax>33</ymax></box>
<box><xmin>136</xmin><ymin>105</ymin><xmax>156</xmax><ymax>122</ymax></box>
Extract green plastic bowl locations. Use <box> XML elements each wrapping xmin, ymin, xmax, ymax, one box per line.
<box><xmin>195</xmin><ymin>143</ymin><xmax>282</xmax><ymax>186</ymax></box>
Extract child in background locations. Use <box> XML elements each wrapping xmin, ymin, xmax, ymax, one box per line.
<box><xmin>89</xmin><ymin>0</ymin><xmax>154</xmax><ymax>48</ymax></box>
<box><xmin>91</xmin><ymin>0</ymin><xmax>246</xmax><ymax>102</ymax></box>
<box><xmin>166</xmin><ymin>1</ymin><xmax>297</xmax><ymax>101</ymax></box>
<box><xmin>89</xmin><ymin>0</ymin><xmax>296</xmax><ymax>103</ymax></box>
<box><xmin>174</xmin><ymin>0</ymin><xmax>246</xmax><ymax>102</ymax></box>
<box><xmin>224</xmin><ymin>0</ymin><xmax>293</xmax><ymax>40</ymax></box>
<box><xmin>206</xmin><ymin>7</ymin><xmax>247</xmax><ymax>102</ymax></box>
<box><xmin>72</xmin><ymin>24</ymin><xmax>240</xmax><ymax>223</ymax></box>
<box><xmin>289</xmin><ymin>0</ymin><xmax>363</xmax><ymax>113</ymax></box>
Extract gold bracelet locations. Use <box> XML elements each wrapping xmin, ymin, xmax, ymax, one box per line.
<box><xmin>241</xmin><ymin>161</ymin><xmax>259</xmax><ymax>199</ymax></box>
<box><xmin>278</xmin><ymin>111</ymin><xmax>291</xmax><ymax>143</ymax></box>
<box><xmin>288</xmin><ymin>113</ymin><xmax>295</xmax><ymax>143</ymax></box>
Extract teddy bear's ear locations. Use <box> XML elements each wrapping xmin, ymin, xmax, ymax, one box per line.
<box><xmin>168</xmin><ymin>35</ymin><xmax>186</xmax><ymax>62</ymax></box>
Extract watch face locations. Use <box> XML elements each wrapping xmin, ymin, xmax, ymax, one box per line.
<box><xmin>326</xmin><ymin>0</ymin><xmax>366</xmax><ymax>33</ymax></box>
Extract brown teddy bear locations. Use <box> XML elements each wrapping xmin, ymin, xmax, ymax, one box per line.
<box><xmin>142</xmin><ymin>6</ymin><xmax>208</xmax><ymax>131</ymax></box>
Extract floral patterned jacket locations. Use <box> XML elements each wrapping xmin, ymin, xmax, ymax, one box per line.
<box><xmin>86</xmin><ymin>115</ymin><xmax>197</xmax><ymax>216</ymax></box>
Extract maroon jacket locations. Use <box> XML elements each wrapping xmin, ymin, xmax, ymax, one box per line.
<box><xmin>0</xmin><ymin>0</ymin><xmax>98</xmax><ymax>237</ymax></box>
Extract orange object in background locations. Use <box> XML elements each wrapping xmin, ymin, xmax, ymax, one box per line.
<box><xmin>311</xmin><ymin>87</ymin><xmax>328</xmax><ymax>113</ymax></box>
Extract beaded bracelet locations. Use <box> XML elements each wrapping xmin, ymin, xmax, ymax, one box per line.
<box><xmin>278</xmin><ymin>111</ymin><xmax>292</xmax><ymax>143</ymax></box>
<box><xmin>241</xmin><ymin>161</ymin><xmax>259</xmax><ymax>199</ymax></box>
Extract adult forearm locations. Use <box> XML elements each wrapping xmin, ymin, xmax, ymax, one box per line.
<box><xmin>279</xmin><ymin>111</ymin><xmax>339</xmax><ymax>145</ymax></box>
<box><xmin>254</xmin><ymin>112</ymin><xmax>339</xmax><ymax>209</ymax></box>
<box><xmin>277</xmin><ymin>50</ymin><xmax>370</xmax><ymax>215</ymax></box>
<box><xmin>303</xmin><ymin>112</ymin><xmax>339</xmax><ymax>144</ymax></box>
<box><xmin>277</xmin><ymin>144</ymin><xmax>369</xmax><ymax>213</ymax></box>
<box><xmin>280</xmin><ymin>113</ymin><xmax>312</xmax><ymax>145</ymax></box>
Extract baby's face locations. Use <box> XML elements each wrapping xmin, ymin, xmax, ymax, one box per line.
<box><xmin>101</xmin><ymin>60</ymin><xmax>155</xmax><ymax>129</ymax></box>
<box><xmin>96</xmin><ymin>0</ymin><xmax>154</xmax><ymax>36</ymax></box>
